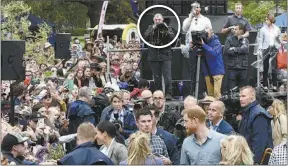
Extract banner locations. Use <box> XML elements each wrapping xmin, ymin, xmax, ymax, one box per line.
<box><xmin>130</xmin><ymin>0</ymin><xmax>139</xmax><ymax>18</ymax></box>
<box><xmin>97</xmin><ymin>1</ymin><xmax>109</xmax><ymax>39</ymax></box>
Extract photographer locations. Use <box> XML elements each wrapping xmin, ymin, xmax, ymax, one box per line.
<box><xmin>189</xmin><ymin>28</ymin><xmax>225</xmax><ymax>99</ymax></box>
<box><xmin>224</xmin><ymin>23</ymin><xmax>249</xmax><ymax>90</ymax></box>
<box><xmin>143</xmin><ymin>13</ymin><xmax>175</xmax><ymax>100</ymax></box>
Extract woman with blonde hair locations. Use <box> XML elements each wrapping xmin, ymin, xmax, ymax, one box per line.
<box><xmin>220</xmin><ymin>135</ymin><xmax>254</xmax><ymax>165</ymax></box>
<box><xmin>268</xmin><ymin>99</ymin><xmax>287</xmax><ymax>146</ymax></box>
<box><xmin>120</xmin><ymin>132</ymin><xmax>163</xmax><ymax>165</ymax></box>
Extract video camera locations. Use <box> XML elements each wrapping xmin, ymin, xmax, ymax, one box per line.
<box><xmin>191</xmin><ymin>31</ymin><xmax>208</xmax><ymax>47</ymax></box>
<box><xmin>152</xmin><ymin>22</ymin><xmax>169</xmax><ymax>46</ymax></box>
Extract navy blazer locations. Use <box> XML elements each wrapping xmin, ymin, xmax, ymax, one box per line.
<box><xmin>58</xmin><ymin>141</ymin><xmax>113</xmax><ymax>165</ymax></box>
<box><xmin>156</xmin><ymin>127</ymin><xmax>180</xmax><ymax>165</ymax></box>
<box><xmin>216</xmin><ymin>119</ymin><xmax>234</xmax><ymax>135</ymax></box>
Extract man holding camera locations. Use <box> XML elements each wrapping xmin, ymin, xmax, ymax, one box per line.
<box><xmin>224</xmin><ymin>23</ymin><xmax>249</xmax><ymax>90</ymax></box>
<box><xmin>189</xmin><ymin>28</ymin><xmax>225</xmax><ymax>100</ymax></box>
<box><xmin>143</xmin><ymin>13</ymin><xmax>175</xmax><ymax>100</ymax></box>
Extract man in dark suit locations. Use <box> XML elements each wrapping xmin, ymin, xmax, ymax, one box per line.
<box><xmin>58</xmin><ymin>123</ymin><xmax>113</xmax><ymax>165</ymax></box>
<box><xmin>207</xmin><ymin>101</ymin><xmax>234</xmax><ymax>135</ymax></box>
<box><xmin>149</xmin><ymin>105</ymin><xmax>180</xmax><ymax>165</ymax></box>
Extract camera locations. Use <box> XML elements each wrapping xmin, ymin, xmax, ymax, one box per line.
<box><xmin>175</xmin><ymin>118</ymin><xmax>185</xmax><ymax>130</ymax></box>
<box><xmin>133</xmin><ymin>99</ymin><xmax>150</xmax><ymax>111</ymax></box>
<box><xmin>152</xmin><ymin>23</ymin><xmax>169</xmax><ymax>46</ymax></box>
<box><xmin>112</xmin><ymin>120</ymin><xmax>123</xmax><ymax>130</ymax></box>
<box><xmin>191</xmin><ymin>31</ymin><xmax>208</xmax><ymax>47</ymax></box>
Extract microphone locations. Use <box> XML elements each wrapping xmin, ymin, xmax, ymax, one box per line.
<box><xmin>114</xmin><ymin>112</ymin><xmax>119</xmax><ymax>120</ymax></box>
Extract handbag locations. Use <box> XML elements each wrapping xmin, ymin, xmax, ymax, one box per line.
<box><xmin>277</xmin><ymin>44</ymin><xmax>287</xmax><ymax>69</ymax></box>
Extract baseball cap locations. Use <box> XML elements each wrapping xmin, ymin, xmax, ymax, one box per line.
<box><xmin>1</xmin><ymin>133</ymin><xmax>29</xmax><ymax>151</ymax></box>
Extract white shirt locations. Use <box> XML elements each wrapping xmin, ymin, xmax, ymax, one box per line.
<box><xmin>210</xmin><ymin>118</ymin><xmax>223</xmax><ymax>131</ymax></box>
<box><xmin>258</xmin><ymin>24</ymin><xmax>281</xmax><ymax>50</ymax></box>
<box><xmin>184</xmin><ymin>14</ymin><xmax>212</xmax><ymax>32</ymax></box>
<box><xmin>100</xmin><ymin>138</ymin><xmax>115</xmax><ymax>156</ymax></box>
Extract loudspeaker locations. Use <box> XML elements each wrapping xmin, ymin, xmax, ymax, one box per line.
<box><xmin>1</xmin><ymin>40</ymin><xmax>25</xmax><ymax>81</ymax></box>
<box><xmin>55</xmin><ymin>33</ymin><xmax>71</xmax><ymax>59</ymax></box>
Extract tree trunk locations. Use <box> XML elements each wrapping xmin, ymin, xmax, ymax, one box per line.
<box><xmin>87</xmin><ymin>1</ymin><xmax>102</xmax><ymax>28</ymax></box>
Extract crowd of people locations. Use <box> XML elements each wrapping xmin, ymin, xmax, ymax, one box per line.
<box><xmin>1</xmin><ymin>1</ymin><xmax>288</xmax><ymax>165</ymax></box>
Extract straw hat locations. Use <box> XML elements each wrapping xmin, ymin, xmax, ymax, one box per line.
<box><xmin>198</xmin><ymin>96</ymin><xmax>215</xmax><ymax>104</ymax></box>
<box><xmin>44</xmin><ymin>42</ymin><xmax>52</xmax><ymax>48</ymax></box>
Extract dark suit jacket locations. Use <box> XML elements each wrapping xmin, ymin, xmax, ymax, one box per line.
<box><xmin>216</xmin><ymin>119</ymin><xmax>234</xmax><ymax>135</ymax></box>
<box><xmin>156</xmin><ymin>127</ymin><xmax>180</xmax><ymax>165</ymax></box>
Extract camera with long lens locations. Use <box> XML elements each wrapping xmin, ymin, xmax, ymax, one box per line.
<box><xmin>153</xmin><ymin>22</ymin><xmax>169</xmax><ymax>46</ymax></box>
<box><xmin>191</xmin><ymin>31</ymin><xmax>208</xmax><ymax>54</ymax></box>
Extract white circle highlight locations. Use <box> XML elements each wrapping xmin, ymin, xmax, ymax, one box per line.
<box><xmin>137</xmin><ymin>5</ymin><xmax>181</xmax><ymax>49</ymax></box>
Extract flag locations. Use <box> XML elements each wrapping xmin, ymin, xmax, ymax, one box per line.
<box><xmin>130</xmin><ymin>0</ymin><xmax>139</xmax><ymax>18</ymax></box>
<box><xmin>97</xmin><ymin>1</ymin><xmax>109</xmax><ymax>39</ymax></box>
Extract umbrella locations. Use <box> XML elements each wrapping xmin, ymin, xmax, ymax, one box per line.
<box><xmin>275</xmin><ymin>12</ymin><xmax>287</xmax><ymax>27</ymax></box>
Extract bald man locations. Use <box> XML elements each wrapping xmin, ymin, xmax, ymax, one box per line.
<box><xmin>183</xmin><ymin>96</ymin><xmax>197</xmax><ymax>109</ymax></box>
<box><xmin>207</xmin><ymin>101</ymin><xmax>234</xmax><ymax>135</ymax></box>
<box><xmin>141</xmin><ymin>90</ymin><xmax>153</xmax><ymax>105</ymax></box>
<box><xmin>153</xmin><ymin>90</ymin><xmax>181</xmax><ymax>133</ymax></box>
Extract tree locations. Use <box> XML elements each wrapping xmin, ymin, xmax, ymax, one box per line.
<box><xmin>1</xmin><ymin>1</ymin><xmax>54</xmax><ymax>64</ymax></box>
<box><xmin>64</xmin><ymin>0</ymin><xmax>103</xmax><ymax>28</ymax></box>
<box><xmin>24</xmin><ymin>0</ymin><xmax>88</xmax><ymax>30</ymax></box>
<box><xmin>228</xmin><ymin>0</ymin><xmax>276</xmax><ymax>25</ymax></box>
<box><xmin>105</xmin><ymin>0</ymin><xmax>137</xmax><ymax>24</ymax></box>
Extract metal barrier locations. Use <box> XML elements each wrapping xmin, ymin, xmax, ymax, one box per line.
<box><xmin>105</xmin><ymin>35</ymin><xmax>259</xmax><ymax>99</ymax></box>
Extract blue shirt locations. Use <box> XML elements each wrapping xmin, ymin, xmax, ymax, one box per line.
<box><xmin>180</xmin><ymin>129</ymin><xmax>225</xmax><ymax>165</ymax></box>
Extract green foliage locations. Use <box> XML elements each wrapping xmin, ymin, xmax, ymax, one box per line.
<box><xmin>24</xmin><ymin>0</ymin><xmax>88</xmax><ymax>31</ymax></box>
<box><xmin>106</xmin><ymin>0</ymin><xmax>137</xmax><ymax>24</ymax></box>
<box><xmin>228</xmin><ymin>1</ymin><xmax>275</xmax><ymax>25</ymax></box>
<box><xmin>1</xmin><ymin>1</ymin><xmax>54</xmax><ymax>64</ymax></box>
<box><xmin>65</xmin><ymin>28</ymin><xmax>86</xmax><ymax>36</ymax></box>
<box><xmin>279</xmin><ymin>0</ymin><xmax>287</xmax><ymax>10</ymax></box>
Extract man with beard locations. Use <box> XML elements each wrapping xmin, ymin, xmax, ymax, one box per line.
<box><xmin>180</xmin><ymin>105</ymin><xmax>225</xmax><ymax>165</ymax></box>
<box><xmin>153</xmin><ymin>90</ymin><xmax>181</xmax><ymax>134</ymax></box>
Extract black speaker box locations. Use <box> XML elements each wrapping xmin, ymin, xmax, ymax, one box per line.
<box><xmin>55</xmin><ymin>33</ymin><xmax>71</xmax><ymax>59</ymax></box>
<box><xmin>1</xmin><ymin>40</ymin><xmax>25</xmax><ymax>81</ymax></box>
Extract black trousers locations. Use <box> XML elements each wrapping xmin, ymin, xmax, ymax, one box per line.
<box><xmin>150</xmin><ymin>61</ymin><xmax>172</xmax><ymax>95</ymax></box>
<box><xmin>227</xmin><ymin>69</ymin><xmax>247</xmax><ymax>90</ymax></box>
<box><xmin>263</xmin><ymin>47</ymin><xmax>278</xmax><ymax>87</ymax></box>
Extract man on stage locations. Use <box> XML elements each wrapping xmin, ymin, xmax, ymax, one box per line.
<box><xmin>143</xmin><ymin>13</ymin><xmax>175</xmax><ymax>100</ymax></box>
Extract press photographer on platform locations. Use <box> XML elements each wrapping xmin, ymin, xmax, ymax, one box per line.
<box><xmin>143</xmin><ymin>13</ymin><xmax>175</xmax><ymax>99</ymax></box>
<box><xmin>189</xmin><ymin>28</ymin><xmax>225</xmax><ymax>100</ymax></box>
